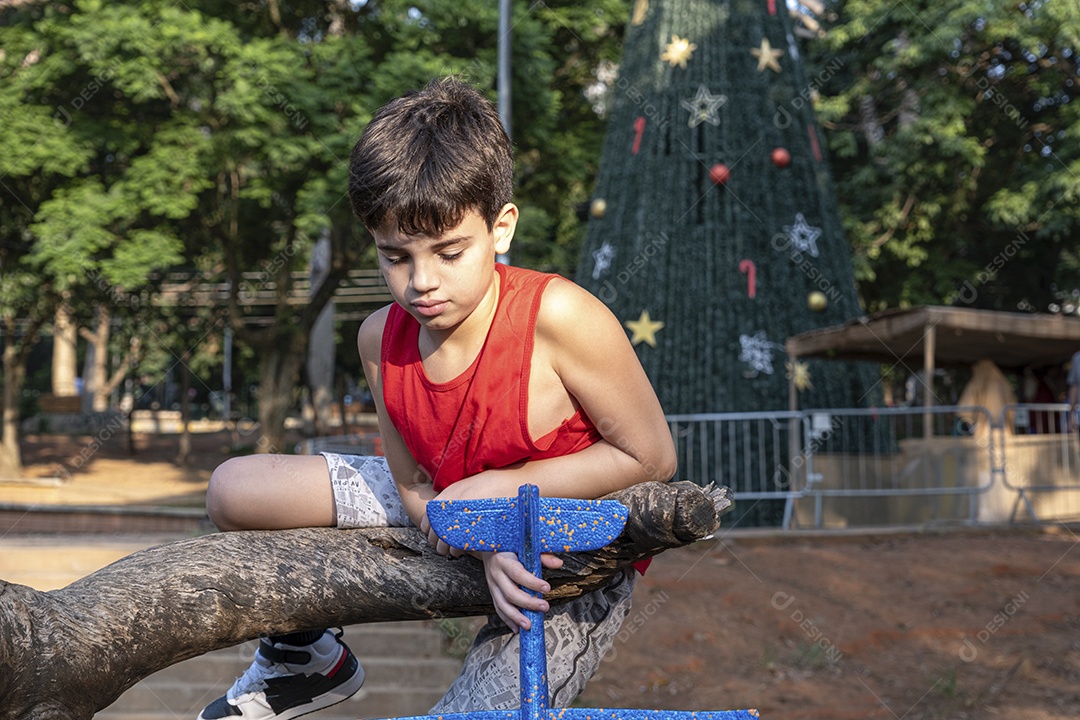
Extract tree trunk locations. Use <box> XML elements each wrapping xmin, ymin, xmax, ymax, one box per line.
<box><xmin>50</xmin><ymin>300</ymin><xmax>78</xmax><ymax>397</ymax></box>
<box><xmin>1</xmin><ymin>305</ymin><xmax>48</xmax><ymax>478</ymax></box>
<box><xmin>78</xmin><ymin>304</ymin><xmax>111</xmax><ymax>413</ymax></box>
<box><xmin>0</xmin><ymin>481</ymin><xmax>729</xmax><ymax>720</ymax></box>
<box><xmin>255</xmin><ymin>339</ymin><xmax>304</xmax><ymax>453</ymax></box>
<box><xmin>102</xmin><ymin>336</ymin><xmax>139</xmax><ymax>403</ymax></box>
<box><xmin>307</xmin><ymin>231</ymin><xmax>335</xmax><ymax>436</ymax></box>
<box><xmin>859</xmin><ymin>94</ymin><xmax>885</xmax><ymax>146</ymax></box>
<box><xmin>0</xmin><ymin>331</ymin><xmax>25</xmax><ymax>478</ymax></box>
<box><xmin>92</xmin><ymin>304</ymin><xmax>111</xmax><ymax>412</ymax></box>
<box><xmin>177</xmin><ymin>353</ymin><xmax>192</xmax><ymax>465</ymax></box>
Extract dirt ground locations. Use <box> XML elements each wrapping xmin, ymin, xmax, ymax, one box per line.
<box><xmin>583</xmin><ymin>530</ymin><xmax>1080</xmax><ymax>720</ymax></box>
<box><xmin>14</xmin><ymin>428</ymin><xmax>256</xmax><ymax>506</ymax></box>
<box><xmin>14</xmin><ymin>431</ymin><xmax>1080</xmax><ymax>720</ymax></box>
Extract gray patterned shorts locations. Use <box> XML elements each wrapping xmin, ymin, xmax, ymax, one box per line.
<box><xmin>320</xmin><ymin>453</ymin><xmax>637</xmax><ymax>711</ymax></box>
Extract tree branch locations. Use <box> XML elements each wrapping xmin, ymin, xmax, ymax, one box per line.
<box><xmin>872</xmin><ymin>193</ymin><xmax>917</xmax><ymax>249</ymax></box>
<box><xmin>0</xmin><ymin>481</ymin><xmax>729</xmax><ymax>720</ymax></box>
<box><xmin>101</xmin><ymin>338</ymin><xmax>139</xmax><ymax>398</ymax></box>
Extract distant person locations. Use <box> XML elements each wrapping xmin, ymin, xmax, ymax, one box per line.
<box><xmin>1067</xmin><ymin>350</ymin><xmax>1080</xmax><ymax>434</ymax></box>
<box><xmin>196</xmin><ymin>78</ymin><xmax>674</xmax><ymax>720</ymax></box>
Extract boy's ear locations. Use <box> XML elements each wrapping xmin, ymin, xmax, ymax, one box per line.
<box><xmin>492</xmin><ymin>203</ymin><xmax>518</xmax><ymax>255</ymax></box>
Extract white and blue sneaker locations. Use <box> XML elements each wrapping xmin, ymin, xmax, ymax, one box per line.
<box><xmin>198</xmin><ymin>630</ymin><xmax>364</xmax><ymax>720</ymax></box>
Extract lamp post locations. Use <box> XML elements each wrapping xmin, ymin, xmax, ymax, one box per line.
<box><xmin>496</xmin><ymin>0</ymin><xmax>511</xmax><ymax>266</ymax></box>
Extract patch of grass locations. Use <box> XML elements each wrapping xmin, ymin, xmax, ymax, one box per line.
<box><xmin>917</xmin><ymin>666</ymin><xmax>964</xmax><ymax>720</ymax></box>
<box><xmin>761</xmin><ymin>643</ymin><xmax>778</xmax><ymax>670</ymax></box>
<box><xmin>934</xmin><ymin>667</ymin><xmax>958</xmax><ymax>698</ymax></box>
<box><xmin>787</xmin><ymin>640</ymin><xmax>841</xmax><ymax>671</ymax></box>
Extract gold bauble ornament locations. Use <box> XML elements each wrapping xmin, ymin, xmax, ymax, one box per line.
<box><xmin>808</xmin><ymin>291</ymin><xmax>828</xmax><ymax>312</ymax></box>
<box><xmin>590</xmin><ymin>198</ymin><xmax>607</xmax><ymax>219</ymax></box>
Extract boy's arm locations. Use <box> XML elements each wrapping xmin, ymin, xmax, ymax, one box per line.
<box><xmin>431</xmin><ymin>279</ymin><xmax>674</xmax><ymax>632</ymax></box>
<box><xmin>435</xmin><ymin>277</ymin><xmax>677</xmax><ymax>504</ymax></box>
<box><xmin>357</xmin><ymin>308</ymin><xmax>438</xmax><ymax>528</ymax></box>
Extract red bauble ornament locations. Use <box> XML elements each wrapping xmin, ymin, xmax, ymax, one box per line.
<box><xmin>771</xmin><ymin>147</ymin><xmax>791</xmax><ymax>168</ymax></box>
<box><xmin>709</xmin><ymin>163</ymin><xmax>730</xmax><ymax>185</ymax></box>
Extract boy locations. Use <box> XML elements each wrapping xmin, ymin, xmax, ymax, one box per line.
<box><xmin>198</xmin><ymin>77</ymin><xmax>675</xmax><ymax>720</ymax></box>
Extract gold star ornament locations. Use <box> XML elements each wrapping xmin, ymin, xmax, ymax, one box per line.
<box><xmin>625</xmin><ymin>310</ymin><xmax>665</xmax><ymax>347</ymax></box>
<box><xmin>751</xmin><ymin>38</ymin><xmax>784</xmax><ymax>73</ymax></box>
<box><xmin>661</xmin><ymin>35</ymin><xmax>697</xmax><ymax>69</ymax></box>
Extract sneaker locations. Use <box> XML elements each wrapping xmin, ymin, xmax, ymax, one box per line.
<box><xmin>198</xmin><ymin>629</ymin><xmax>365</xmax><ymax>720</ymax></box>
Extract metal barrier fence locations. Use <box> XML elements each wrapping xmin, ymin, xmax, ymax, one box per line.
<box><xmin>666</xmin><ymin>411</ymin><xmax>805</xmax><ymax>528</ymax></box>
<box><xmin>668</xmin><ymin>406</ymin><xmax>999</xmax><ymax>529</ymax></box>
<box><xmin>791</xmin><ymin>406</ymin><xmax>996</xmax><ymax>528</ymax></box>
<box><xmin>999</xmin><ymin>403</ymin><xmax>1079</xmax><ymax>523</ymax></box>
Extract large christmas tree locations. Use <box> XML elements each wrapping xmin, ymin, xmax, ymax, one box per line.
<box><xmin>577</xmin><ymin>0</ymin><xmax>879</xmax><ymax>418</ymax></box>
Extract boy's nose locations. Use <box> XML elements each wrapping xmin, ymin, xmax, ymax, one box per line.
<box><xmin>410</xmin><ymin>260</ymin><xmax>439</xmax><ymax>293</ymax></box>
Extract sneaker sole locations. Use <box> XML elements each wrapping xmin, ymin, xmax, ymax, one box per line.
<box><xmin>272</xmin><ymin>665</ymin><xmax>366</xmax><ymax>720</ymax></box>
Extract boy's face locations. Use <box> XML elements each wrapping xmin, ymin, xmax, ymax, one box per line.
<box><xmin>373</xmin><ymin>205</ymin><xmax>516</xmax><ymax>333</ymax></box>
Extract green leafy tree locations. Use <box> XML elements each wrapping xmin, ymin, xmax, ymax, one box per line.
<box><xmin>809</xmin><ymin>0</ymin><xmax>1080</xmax><ymax>311</ymax></box>
<box><xmin>0</xmin><ymin>1</ymin><xmax>190</xmax><ymax>474</ymax></box>
<box><xmin>1</xmin><ymin>0</ymin><xmax>634</xmax><ymax>467</ymax></box>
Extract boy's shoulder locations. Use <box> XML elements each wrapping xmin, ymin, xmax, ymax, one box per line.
<box><xmin>357</xmin><ymin>304</ymin><xmax>392</xmax><ymax>362</ymax></box>
<box><xmin>534</xmin><ymin>275</ymin><xmax>623</xmax><ymax>352</ymax></box>
<box><xmin>535</xmin><ymin>274</ymin><xmax>592</xmax><ymax>321</ymax></box>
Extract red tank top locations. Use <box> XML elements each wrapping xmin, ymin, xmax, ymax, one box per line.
<box><xmin>381</xmin><ymin>263</ymin><xmax>602</xmax><ymax>491</ymax></box>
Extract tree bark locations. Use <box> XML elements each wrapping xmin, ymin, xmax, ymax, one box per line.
<box><xmin>78</xmin><ymin>304</ymin><xmax>111</xmax><ymax>413</ymax></box>
<box><xmin>101</xmin><ymin>336</ymin><xmax>139</xmax><ymax>402</ymax></box>
<box><xmin>177</xmin><ymin>352</ymin><xmax>192</xmax><ymax>465</ymax></box>
<box><xmin>0</xmin><ymin>481</ymin><xmax>729</xmax><ymax>720</ymax></box>
<box><xmin>0</xmin><ymin>330</ymin><xmax>25</xmax><ymax>478</ymax></box>
<box><xmin>306</xmin><ymin>231</ymin><xmax>335</xmax><ymax>437</ymax></box>
<box><xmin>50</xmin><ymin>299</ymin><xmax>78</xmax><ymax>397</ymax></box>
<box><xmin>1</xmin><ymin>304</ymin><xmax>48</xmax><ymax>479</ymax></box>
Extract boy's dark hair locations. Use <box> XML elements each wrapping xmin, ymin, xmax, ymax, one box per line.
<box><xmin>348</xmin><ymin>77</ymin><xmax>513</xmax><ymax>236</ymax></box>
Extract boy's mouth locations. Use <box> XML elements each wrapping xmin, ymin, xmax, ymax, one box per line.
<box><xmin>412</xmin><ymin>300</ymin><xmax>449</xmax><ymax>317</ymax></box>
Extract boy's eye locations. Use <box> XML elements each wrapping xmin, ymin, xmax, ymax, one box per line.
<box><xmin>383</xmin><ymin>255</ymin><xmax>406</xmax><ymax>265</ymax></box>
<box><xmin>440</xmin><ymin>251</ymin><xmax>463</xmax><ymax>263</ymax></box>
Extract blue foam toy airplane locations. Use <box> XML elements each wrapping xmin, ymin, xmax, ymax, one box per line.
<box><xmin>375</xmin><ymin>484</ymin><xmax>759</xmax><ymax>720</ymax></box>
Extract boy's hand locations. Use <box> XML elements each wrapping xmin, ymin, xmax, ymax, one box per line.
<box><xmin>422</xmin><ymin>477</ymin><xmax>567</xmax><ymax>630</ymax></box>
<box><xmin>482</xmin><ymin>551</ymin><xmax>564</xmax><ymax>632</ymax></box>
<box><xmin>419</xmin><ymin>512</ymin><xmax>466</xmax><ymax>557</ymax></box>
<box><xmin>421</xmin><ymin>476</ymin><xmax>505</xmax><ymax>557</ymax></box>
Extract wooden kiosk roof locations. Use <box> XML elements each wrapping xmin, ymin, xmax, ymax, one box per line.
<box><xmin>784</xmin><ymin>306</ymin><xmax>1080</xmax><ymax>410</ymax></box>
<box><xmin>786</xmin><ymin>305</ymin><xmax>1080</xmax><ymax>370</ymax></box>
